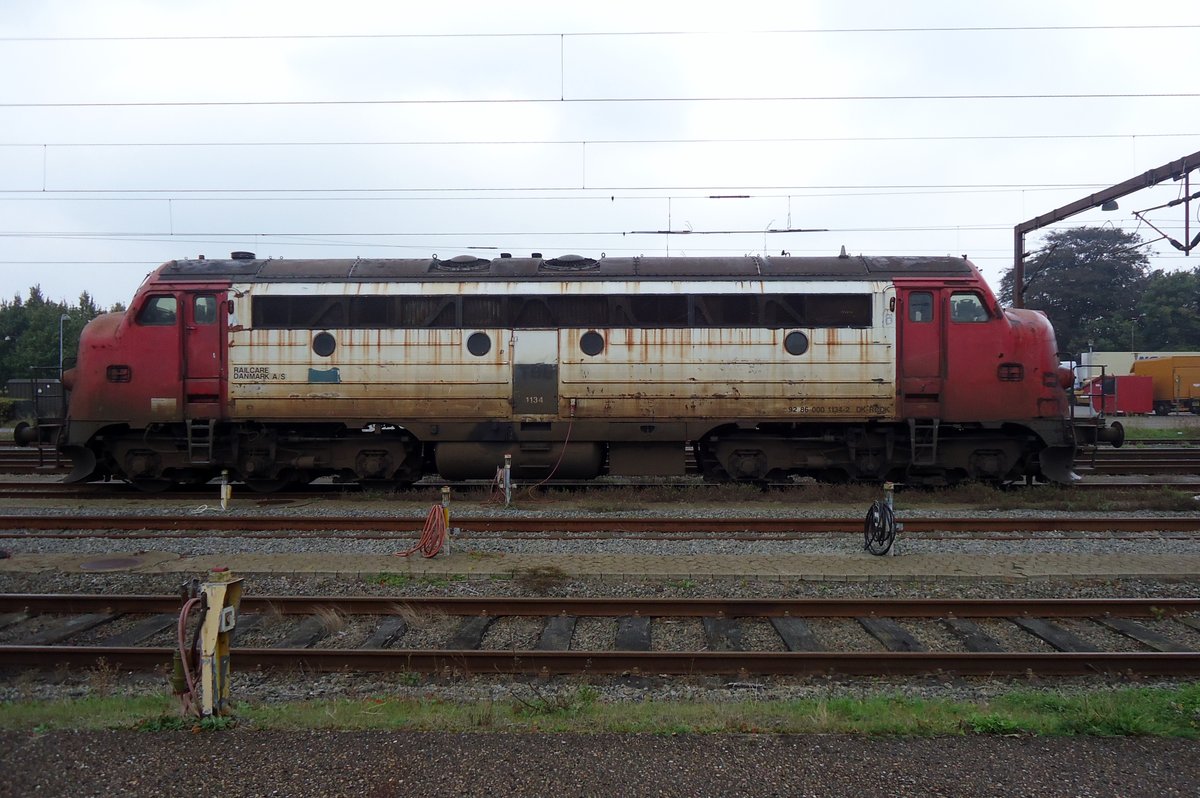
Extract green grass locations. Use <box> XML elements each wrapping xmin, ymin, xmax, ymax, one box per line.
<box><xmin>4</xmin><ymin>684</ymin><xmax>1198</xmax><ymax>737</ymax></box>
<box><xmin>1124</xmin><ymin>427</ymin><xmax>1199</xmax><ymax>442</ymax></box>
<box><xmin>900</xmin><ymin>484</ymin><xmax>1200</xmax><ymax>512</ymax></box>
<box><xmin>372</xmin><ymin>573</ymin><xmax>411</xmax><ymax>588</ymax></box>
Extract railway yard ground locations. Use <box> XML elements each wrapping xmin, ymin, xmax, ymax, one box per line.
<box><xmin>1</xmin><ymin>415</ymin><xmax>1199</xmax><ymax>796</ymax></box>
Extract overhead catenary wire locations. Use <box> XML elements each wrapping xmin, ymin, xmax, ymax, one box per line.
<box><xmin>4</xmin><ymin>92</ymin><xmax>1198</xmax><ymax>109</ymax></box>
<box><xmin>5</xmin><ymin>24</ymin><xmax>1200</xmax><ymax>42</ymax></box>
<box><xmin>0</xmin><ymin>219</ymin><xmax>1167</xmax><ymax>237</ymax></box>
<box><xmin>0</xmin><ymin>183</ymin><xmax>1115</xmax><ymax>195</ymax></box>
<box><xmin>2</xmin><ymin>132</ymin><xmax>1196</xmax><ymax>147</ymax></box>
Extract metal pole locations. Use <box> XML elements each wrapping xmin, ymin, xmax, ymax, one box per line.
<box><xmin>441</xmin><ymin>486</ymin><xmax>451</xmax><ymax>555</ymax></box>
<box><xmin>883</xmin><ymin>482</ymin><xmax>898</xmax><ymax>557</ymax></box>
<box><xmin>58</xmin><ymin>313</ymin><xmax>69</xmax><ymax>375</ymax></box>
<box><xmin>504</xmin><ymin>453</ymin><xmax>512</xmax><ymax>506</ymax></box>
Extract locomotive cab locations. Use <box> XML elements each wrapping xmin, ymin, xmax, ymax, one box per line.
<box><xmin>43</xmin><ymin>281</ymin><xmax>230</xmax><ymax>487</ymax></box>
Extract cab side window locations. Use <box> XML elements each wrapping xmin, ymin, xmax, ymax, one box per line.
<box><xmin>950</xmin><ymin>293</ymin><xmax>989</xmax><ymax>323</ymax></box>
<box><xmin>908</xmin><ymin>292</ymin><xmax>933</xmax><ymax>323</ymax></box>
<box><xmin>137</xmin><ymin>295</ymin><xmax>178</xmax><ymax>326</ymax></box>
<box><xmin>193</xmin><ymin>295</ymin><xmax>217</xmax><ymax>324</ymax></box>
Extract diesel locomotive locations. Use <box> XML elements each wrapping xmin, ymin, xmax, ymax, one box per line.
<box><xmin>16</xmin><ymin>251</ymin><xmax>1122</xmax><ymax>491</ymax></box>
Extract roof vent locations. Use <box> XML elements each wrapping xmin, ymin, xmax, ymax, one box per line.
<box><xmin>430</xmin><ymin>255</ymin><xmax>491</xmax><ymax>272</ymax></box>
<box><xmin>231</xmin><ymin>251</ymin><xmax>256</xmax><ymax>260</ymax></box>
<box><xmin>541</xmin><ymin>254</ymin><xmax>600</xmax><ymax>272</ymax></box>
<box><xmin>838</xmin><ymin>246</ymin><xmax>849</xmax><ymax>260</ymax></box>
<box><xmin>500</xmin><ymin>252</ymin><xmax>512</xmax><ymax>258</ymax></box>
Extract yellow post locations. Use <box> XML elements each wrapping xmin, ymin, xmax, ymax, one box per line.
<box><xmin>198</xmin><ymin>567</ymin><xmax>243</xmax><ymax>717</ymax></box>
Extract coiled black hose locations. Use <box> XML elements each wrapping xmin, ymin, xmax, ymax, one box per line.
<box><xmin>863</xmin><ymin>500</ymin><xmax>896</xmax><ymax>556</ymax></box>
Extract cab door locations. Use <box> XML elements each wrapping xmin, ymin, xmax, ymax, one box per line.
<box><xmin>183</xmin><ymin>292</ymin><xmax>225</xmax><ymax>414</ymax></box>
<box><xmin>942</xmin><ymin>290</ymin><xmax>1008</xmax><ymax>420</ymax></box>
<box><xmin>897</xmin><ymin>286</ymin><xmax>944</xmax><ymax>418</ymax></box>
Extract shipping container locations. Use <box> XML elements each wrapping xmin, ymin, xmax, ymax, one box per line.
<box><xmin>1130</xmin><ymin>355</ymin><xmax>1200</xmax><ymax>414</ymax></box>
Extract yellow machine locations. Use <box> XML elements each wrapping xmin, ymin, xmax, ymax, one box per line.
<box><xmin>1130</xmin><ymin>356</ymin><xmax>1200</xmax><ymax>415</ymax></box>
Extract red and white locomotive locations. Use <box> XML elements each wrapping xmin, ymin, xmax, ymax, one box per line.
<box><xmin>19</xmin><ymin>251</ymin><xmax>1121</xmax><ymax>490</ymax></box>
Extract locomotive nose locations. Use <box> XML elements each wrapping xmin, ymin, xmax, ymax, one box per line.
<box><xmin>62</xmin><ymin>367</ymin><xmax>77</xmax><ymax>391</ymax></box>
<box><xmin>1057</xmin><ymin>365</ymin><xmax>1074</xmax><ymax>389</ymax></box>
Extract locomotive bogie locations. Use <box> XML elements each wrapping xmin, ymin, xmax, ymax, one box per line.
<box><xmin>89</xmin><ymin>423</ymin><xmax>423</xmax><ymax>490</ymax></box>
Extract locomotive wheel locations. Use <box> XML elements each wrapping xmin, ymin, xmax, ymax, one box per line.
<box><xmin>130</xmin><ymin>479</ymin><xmax>172</xmax><ymax>494</ymax></box>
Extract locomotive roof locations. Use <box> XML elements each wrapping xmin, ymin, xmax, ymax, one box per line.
<box><xmin>156</xmin><ymin>254</ymin><xmax>978</xmax><ymax>282</ymax></box>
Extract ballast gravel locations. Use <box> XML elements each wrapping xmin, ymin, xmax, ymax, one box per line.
<box><xmin>2</xmin><ymin>731</ymin><xmax>1198</xmax><ymax>798</ymax></box>
<box><xmin>3</xmin><ymin>496</ymin><xmax>1200</xmax><ymax>710</ymax></box>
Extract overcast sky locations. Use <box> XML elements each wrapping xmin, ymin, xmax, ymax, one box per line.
<box><xmin>2</xmin><ymin>0</ymin><xmax>1198</xmax><ymax>309</ymax></box>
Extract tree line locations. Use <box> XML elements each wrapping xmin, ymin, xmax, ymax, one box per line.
<box><xmin>0</xmin><ymin>287</ymin><xmax>120</xmax><ymax>390</ymax></box>
<box><xmin>1000</xmin><ymin>227</ymin><xmax>1200</xmax><ymax>357</ymax></box>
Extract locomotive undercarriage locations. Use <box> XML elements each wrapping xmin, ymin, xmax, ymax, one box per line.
<box><xmin>80</xmin><ymin>422</ymin><xmax>422</xmax><ymax>492</ymax></box>
<box><xmin>68</xmin><ymin>416</ymin><xmax>1067</xmax><ymax>490</ymax></box>
<box><xmin>696</xmin><ymin>422</ymin><xmax>1057</xmax><ymax>486</ymax></box>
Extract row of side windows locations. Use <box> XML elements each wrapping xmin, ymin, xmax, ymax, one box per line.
<box><xmin>249</xmin><ymin>293</ymin><xmax>874</xmax><ymax>330</ymax></box>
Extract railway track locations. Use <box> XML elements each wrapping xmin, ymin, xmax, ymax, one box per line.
<box><xmin>1</xmin><ymin>441</ymin><xmax>1197</xmax><ymax>482</ymax></box>
<box><xmin>2</xmin><ymin>594</ymin><xmax>1198</xmax><ymax>677</ymax></box>
<box><xmin>0</xmin><ymin>477</ymin><xmax>1198</xmax><ymax>502</ymax></box>
<box><xmin>1078</xmin><ymin>446</ymin><xmax>1200</xmax><ymax>475</ymax></box>
<box><xmin>1</xmin><ymin>513</ymin><xmax>1199</xmax><ymax>538</ymax></box>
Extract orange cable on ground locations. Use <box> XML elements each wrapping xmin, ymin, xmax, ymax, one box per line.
<box><xmin>395</xmin><ymin>504</ymin><xmax>448</xmax><ymax>558</ymax></box>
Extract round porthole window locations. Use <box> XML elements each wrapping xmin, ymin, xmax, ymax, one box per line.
<box><xmin>784</xmin><ymin>331</ymin><xmax>809</xmax><ymax>356</ymax></box>
<box><xmin>580</xmin><ymin>330</ymin><xmax>605</xmax><ymax>357</ymax></box>
<box><xmin>312</xmin><ymin>331</ymin><xmax>336</xmax><ymax>357</ymax></box>
<box><xmin>467</xmin><ymin>332</ymin><xmax>491</xmax><ymax>356</ymax></box>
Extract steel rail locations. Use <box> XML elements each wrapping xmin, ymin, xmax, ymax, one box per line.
<box><xmin>2</xmin><ymin>514</ymin><xmax>1200</xmax><ymax>534</ymax></box>
<box><xmin>5</xmin><ymin>529</ymin><xmax>1198</xmax><ymax>543</ymax></box>
<box><xmin>1</xmin><ymin>645</ymin><xmax>1197</xmax><ymax>676</ymax></box>
<box><xmin>5</xmin><ymin>482</ymin><xmax>1200</xmax><ymax>503</ymax></box>
<box><xmin>4</xmin><ymin>594</ymin><xmax>1198</xmax><ymax>618</ymax></box>
<box><xmin>4</xmin><ymin>482</ymin><xmax>1200</xmax><ymax>501</ymax></box>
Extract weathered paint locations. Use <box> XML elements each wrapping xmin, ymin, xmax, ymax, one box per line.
<box><xmin>47</xmin><ymin>254</ymin><xmax>1097</xmax><ymax>485</ymax></box>
<box><xmin>224</xmin><ymin>281</ymin><xmax>895</xmax><ymax>422</ymax></box>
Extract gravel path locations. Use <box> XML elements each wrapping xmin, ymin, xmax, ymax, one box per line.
<box><xmin>2</xmin><ymin>731</ymin><xmax>1197</xmax><ymax>797</ymax></box>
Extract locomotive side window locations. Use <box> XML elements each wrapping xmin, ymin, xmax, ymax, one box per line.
<box><xmin>462</xmin><ymin>297</ymin><xmax>505</xmax><ymax>328</ymax></box>
<box><xmin>761</xmin><ymin>296</ymin><xmax>805</xmax><ymax>326</ymax></box>
<box><xmin>551</xmin><ymin>295</ymin><xmax>609</xmax><ymax>327</ymax></box>
<box><xmin>950</xmin><ymin>293</ymin><xmax>989</xmax><ymax>323</ymax></box>
<box><xmin>250</xmin><ymin>292</ymin><xmax>872</xmax><ymax>329</ymax></box>
<box><xmin>631</xmin><ymin>295</ymin><xmax>689</xmax><ymax>327</ymax></box>
<box><xmin>137</xmin><ymin>295</ymin><xmax>178</xmax><ymax>326</ymax></box>
<box><xmin>908</xmin><ymin>292</ymin><xmax>933</xmax><ymax>323</ymax></box>
<box><xmin>692</xmin><ymin>295</ymin><xmax>759</xmax><ymax>326</ymax></box>
<box><xmin>512</xmin><ymin>297</ymin><xmax>554</xmax><ymax>327</ymax></box>
<box><xmin>805</xmin><ymin>294</ymin><xmax>872</xmax><ymax>327</ymax></box>
<box><xmin>396</xmin><ymin>296</ymin><xmax>457</xmax><ymax>327</ymax></box>
<box><xmin>193</xmin><ymin>295</ymin><xmax>217</xmax><ymax>324</ymax></box>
